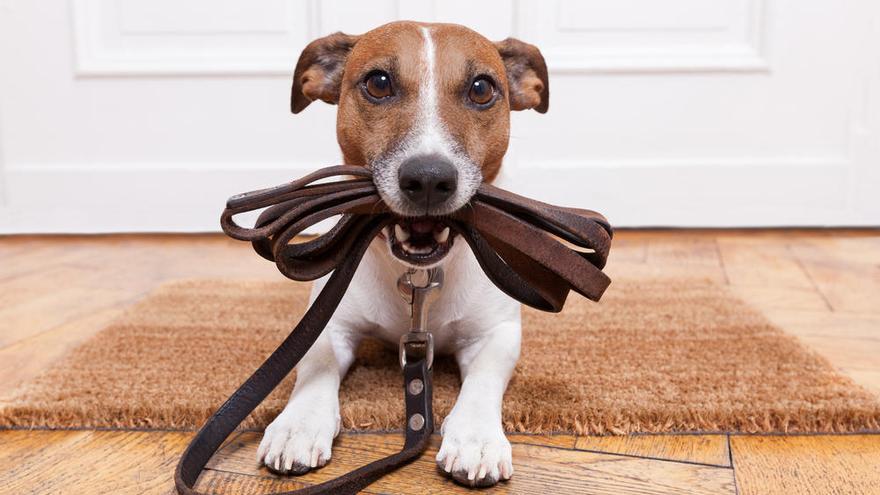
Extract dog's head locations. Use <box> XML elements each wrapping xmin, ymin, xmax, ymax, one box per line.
<box><xmin>291</xmin><ymin>21</ymin><xmax>548</xmax><ymax>267</ymax></box>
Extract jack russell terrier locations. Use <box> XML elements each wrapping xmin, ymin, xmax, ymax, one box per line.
<box><xmin>257</xmin><ymin>20</ymin><xmax>549</xmax><ymax>487</ymax></box>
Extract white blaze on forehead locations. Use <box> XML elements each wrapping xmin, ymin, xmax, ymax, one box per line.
<box><xmin>417</xmin><ymin>26</ymin><xmax>443</xmax><ymax>146</ymax></box>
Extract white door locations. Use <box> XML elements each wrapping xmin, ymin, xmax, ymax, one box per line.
<box><xmin>1</xmin><ymin>0</ymin><xmax>878</xmax><ymax>232</ymax></box>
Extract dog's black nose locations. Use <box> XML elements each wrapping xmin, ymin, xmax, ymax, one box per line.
<box><xmin>397</xmin><ymin>154</ymin><xmax>458</xmax><ymax>209</ymax></box>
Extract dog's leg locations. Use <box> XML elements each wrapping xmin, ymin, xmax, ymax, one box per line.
<box><xmin>436</xmin><ymin>317</ymin><xmax>521</xmax><ymax>487</ymax></box>
<box><xmin>257</xmin><ymin>316</ymin><xmax>358</xmax><ymax>475</ymax></box>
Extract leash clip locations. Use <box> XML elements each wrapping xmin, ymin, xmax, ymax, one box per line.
<box><xmin>397</xmin><ymin>267</ymin><xmax>443</xmax><ymax>369</ymax></box>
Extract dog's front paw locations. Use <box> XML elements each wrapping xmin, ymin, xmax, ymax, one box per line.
<box><xmin>436</xmin><ymin>412</ymin><xmax>513</xmax><ymax>487</ymax></box>
<box><xmin>257</xmin><ymin>402</ymin><xmax>340</xmax><ymax>475</ymax></box>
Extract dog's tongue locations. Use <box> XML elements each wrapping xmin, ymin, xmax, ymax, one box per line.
<box><xmin>410</xmin><ymin>219</ymin><xmax>436</xmax><ymax>235</ymax></box>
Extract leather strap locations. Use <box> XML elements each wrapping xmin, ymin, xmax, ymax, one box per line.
<box><xmin>175</xmin><ymin>165</ymin><xmax>611</xmax><ymax>494</ymax></box>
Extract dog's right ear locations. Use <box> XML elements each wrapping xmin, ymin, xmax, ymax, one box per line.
<box><xmin>291</xmin><ymin>32</ymin><xmax>360</xmax><ymax>114</ymax></box>
<box><xmin>495</xmin><ymin>38</ymin><xmax>549</xmax><ymax>113</ymax></box>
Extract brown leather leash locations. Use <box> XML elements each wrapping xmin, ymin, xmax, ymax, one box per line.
<box><xmin>175</xmin><ymin>165</ymin><xmax>612</xmax><ymax>494</ymax></box>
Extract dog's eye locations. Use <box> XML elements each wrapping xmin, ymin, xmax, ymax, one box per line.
<box><xmin>364</xmin><ymin>71</ymin><xmax>393</xmax><ymax>99</ymax></box>
<box><xmin>468</xmin><ymin>76</ymin><xmax>495</xmax><ymax>105</ymax></box>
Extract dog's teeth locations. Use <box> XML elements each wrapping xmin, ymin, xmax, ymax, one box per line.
<box><xmin>394</xmin><ymin>224</ymin><xmax>410</xmax><ymax>242</ymax></box>
<box><xmin>435</xmin><ymin>227</ymin><xmax>450</xmax><ymax>243</ymax></box>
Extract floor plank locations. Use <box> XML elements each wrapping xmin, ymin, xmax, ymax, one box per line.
<box><xmin>626</xmin><ymin>236</ymin><xmax>728</xmax><ymax>283</ymax></box>
<box><xmin>0</xmin><ymin>430</ymin><xmax>192</xmax><ymax>495</ymax></box>
<box><xmin>193</xmin><ymin>470</ymin><xmax>353</xmax><ymax>495</ymax></box>
<box><xmin>727</xmin><ymin>285</ymin><xmax>831</xmax><ymax>312</ymax></box>
<box><xmin>647</xmin><ymin>236</ymin><xmax>723</xmax><ymax>267</ymax></box>
<box><xmin>1</xmin><ymin>230</ymin><xmax>878</xmax><ymax>494</ymax></box>
<box><xmin>205</xmin><ymin>431</ymin><xmax>736</xmax><ymax>495</ymax></box>
<box><xmin>574</xmin><ymin>434</ymin><xmax>730</xmax><ymax>467</ymax></box>
<box><xmin>762</xmin><ymin>310</ymin><xmax>880</xmax><ymax>341</ymax></box>
<box><xmin>730</xmin><ymin>435</ymin><xmax>880</xmax><ymax>495</ymax></box>
<box><xmin>507</xmin><ymin>433</ymin><xmax>577</xmax><ymax>449</ymax></box>
<box><xmin>717</xmin><ymin>237</ymin><xmax>814</xmax><ymax>289</ymax></box>
<box><xmin>788</xmin><ymin>238</ymin><xmax>880</xmax><ymax>314</ymax></box>
<box><xmin>605</xmin><ymin>237</ymin><xmax>648</xmax><ymax>264</ymax></box>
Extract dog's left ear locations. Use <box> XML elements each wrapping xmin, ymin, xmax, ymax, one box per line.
<box><xmin>495</xmin><ymin>38</ymin><xmax>550</xmax><ymax>113</ymax></box>
<box><xmin>291</xmin><ymin>32</ymin><xmax>360</xmax><ymax>114</ymax></box>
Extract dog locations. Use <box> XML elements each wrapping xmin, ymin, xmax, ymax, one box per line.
<box><xmin>256</xmin><ymin>20</ymin><xmax>549</xmax><ymax>487</ymax></box>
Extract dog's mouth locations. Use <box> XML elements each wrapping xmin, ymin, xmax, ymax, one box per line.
<box><xmin>384</xmin><ymin>218</ymin><xmax>456</xmax><ymax>266</ymax></box>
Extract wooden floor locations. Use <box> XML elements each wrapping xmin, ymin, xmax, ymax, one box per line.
<box><xmin>1</xmin><ymin>230</ymin><xmax>879</xmax><ymax>494</ymax></box>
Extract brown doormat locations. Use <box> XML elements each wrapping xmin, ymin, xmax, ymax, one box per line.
<box><xmin>2</xmin><ymin>279</ymin><xmax>878</xmax><ymax>434</ymax></box>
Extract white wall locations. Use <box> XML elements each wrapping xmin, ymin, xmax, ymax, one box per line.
<box><xmin>0</xmin><ymin>0</ymin><xmax>878</xmax><ymax>233</ymax></box>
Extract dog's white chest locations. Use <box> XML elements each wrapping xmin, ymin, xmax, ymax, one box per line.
<box><xmin>315</xmin><ymin>239</ymin><xmax>520</xmax><ymax>354</ymax></box>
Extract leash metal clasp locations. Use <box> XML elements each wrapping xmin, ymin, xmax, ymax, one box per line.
<box><xmin>397</xmin><ymin>267</ymin><xmax>443</xmax><ymax>369</ymax></box>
